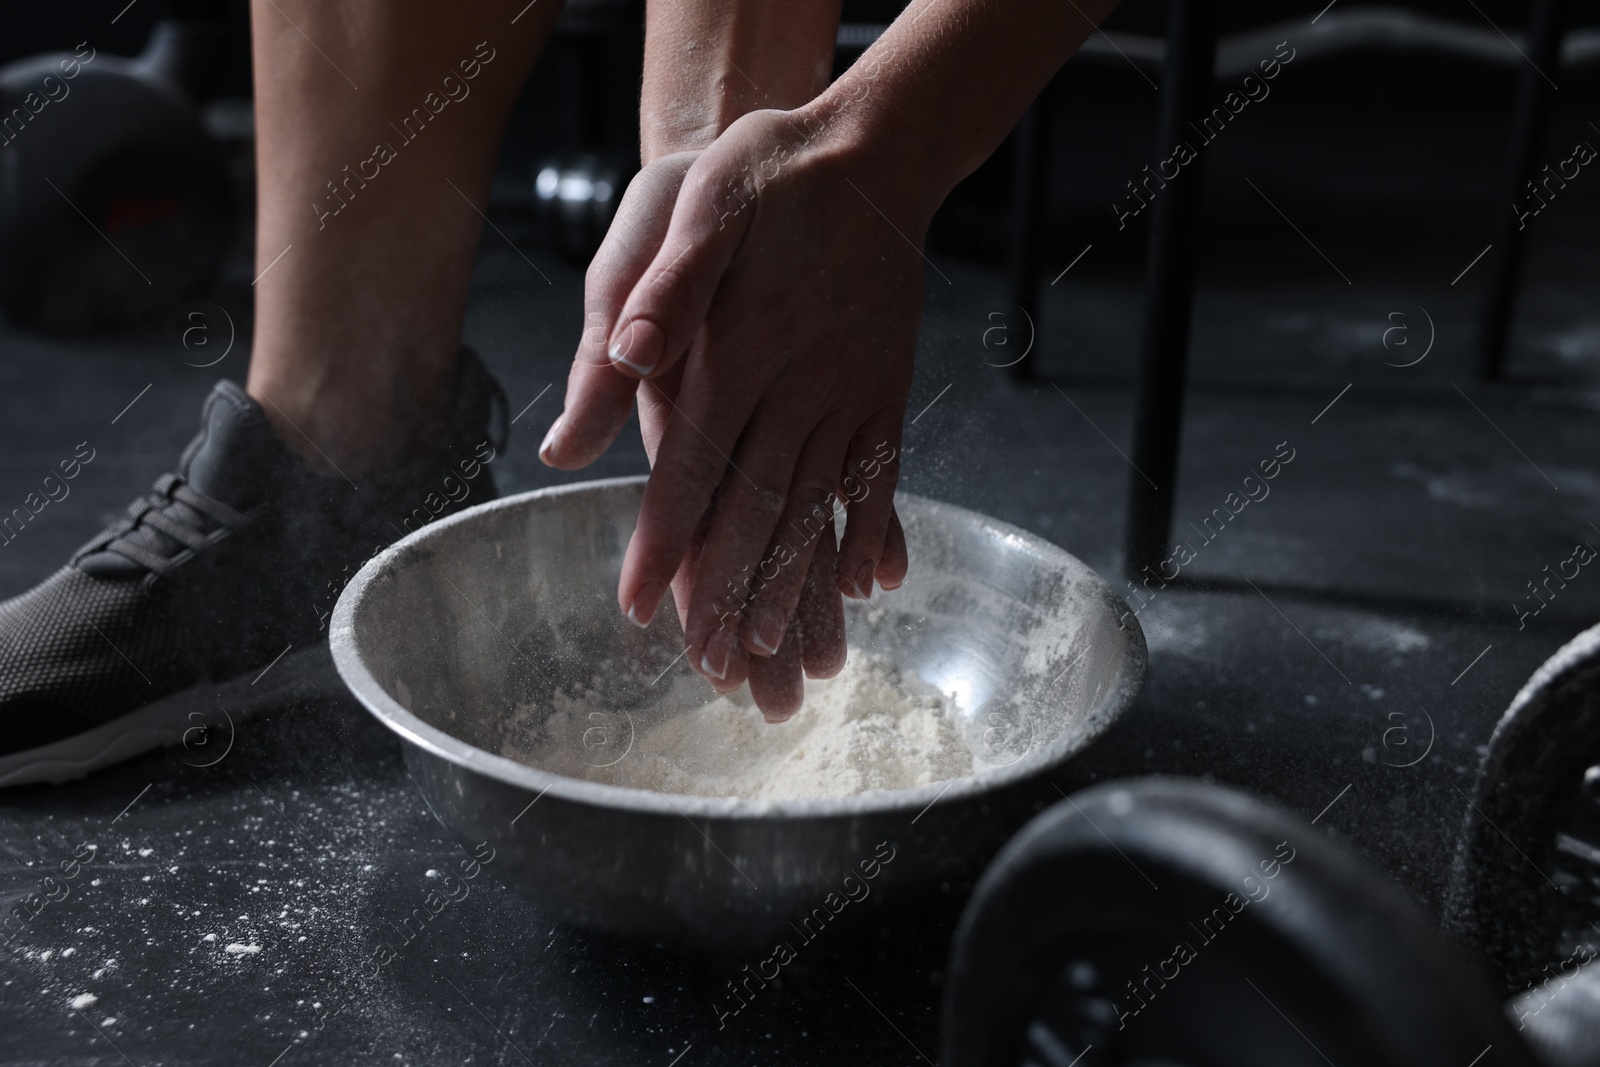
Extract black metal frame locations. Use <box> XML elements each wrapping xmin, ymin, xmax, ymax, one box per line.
<box><xmin>1007</xmin><ymin>82</ymin><xmax>1054</xmax><ymax>384</ymax></box>
<box><xmin>1005</xmin><ymin>0</ymin><xmax>1567</xmax><ymax>576</ymax></box>
<box><xmin>1122</xmin><ymin>0</ymin><xmax>1220</xmax><ymax>581</ymax></box>
<box><xmin>1478</xmin><ymin>0</ymin><xmax>1567</xmax><ymax>381</ymax></box>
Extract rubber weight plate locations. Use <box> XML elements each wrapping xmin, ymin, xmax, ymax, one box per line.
<box><xmin>943</xmin><ymin>777</ymin><xmax>1537</xmax><ymax>1067</ymax></box>
<box><xmin>1445</xmin><ymin>622</ymin><xmax>1600</xmax><ymax>995</ymax></box>
<box><xmin>1509</xmin><ymin>960</ymin><xmax>1600</xmax><ymax>1067</ymax></box>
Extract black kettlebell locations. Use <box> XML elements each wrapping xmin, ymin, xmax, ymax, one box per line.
<box><xmin>0</xmin><ymin>16</ymin><xmax>234</xmax><ymax>332</ymax></box>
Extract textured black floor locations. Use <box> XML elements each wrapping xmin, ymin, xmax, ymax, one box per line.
<box><xmin>6</xmin><ymin>28</ymin><xmax>1600</xmax><ymax>1067</ymax></box>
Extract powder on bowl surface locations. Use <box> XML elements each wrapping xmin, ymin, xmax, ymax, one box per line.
<box><xmin>501</xmin><ymin>650</ymin><xmax>979</xmax><ymax>801</ymax></box>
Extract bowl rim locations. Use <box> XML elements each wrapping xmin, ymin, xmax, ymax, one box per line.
<box><xmin>329</xmin><ymin>475</ymin><xmax>1146</xmax><ymax>820</ymax></box>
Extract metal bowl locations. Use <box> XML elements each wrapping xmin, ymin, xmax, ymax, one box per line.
<box><xmin>330</xmin><ymin>477</ymin><xmax>1144</xmax><ymax>950</ymax></box>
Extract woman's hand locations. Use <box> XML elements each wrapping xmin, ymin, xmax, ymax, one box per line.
<box><xmin>541</xmin><ymin>104</ymin><xmax>923</xmax><ymax>716</ymax></box>
<box><xmin>541</xmin><ymin>149</ymin><xmax>854</xmax><ymax>713</ymax></box>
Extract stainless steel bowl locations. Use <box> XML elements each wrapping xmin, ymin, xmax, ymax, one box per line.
<box><xmin>330</xmin><ymin>477</ymin><xmax>1144</xmax><ymax>950</ymax></box>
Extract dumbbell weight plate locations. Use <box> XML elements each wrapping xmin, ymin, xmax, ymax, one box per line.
<box><xmin>943</xmin><ymin>778</ymin><xmax>1538</xmax><ymax>1067</ymax></box>
<box><xmin>534</xmin><ymin>152</ymin><xmax>631</xmax><ymax>263</ymax></box>
<box><xmin>0</xmin><ymin>51</ymin><xmax>232</xmax><ymax>332</ymax></box>
<box><xmin>1509</xmin><ymin>961</ymin><xmax>1600</xmax><ymax>1067</ymax></box>
<box><xmin>1445</xmin><ymin>622</ymin><xmax>1600</xmax><ymax>995</ymax></box>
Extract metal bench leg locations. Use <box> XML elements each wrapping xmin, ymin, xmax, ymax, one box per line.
<box><xmin>1123</xmin><ymin>0</ymin><xmax>1219</xmax><ymax>581</ymax></box>
<box><xmin>1478</xmin><ymin>0</ymin><xmax>1566</xmax><ymax>382</ymax></box>
<box><xmin>1008</xmin><ymin>79</ymin><xmax>1054</xmax><ymax>382</ymax></box>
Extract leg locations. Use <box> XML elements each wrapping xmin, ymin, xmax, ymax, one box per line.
<box><xmin>0</xmin><ymin>2</ymin><xmax>558</xmax><ymax>788</ymax></box>
<box><xmin>246</xmin><ymin>0</ymin><xmax>557</xmax><ymax>475</ymax></box>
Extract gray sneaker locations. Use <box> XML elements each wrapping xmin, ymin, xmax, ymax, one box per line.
<box><xmin>0</xmin><ymin>348</ymin><xmax>507</xmax><ymax>786</ymax></box>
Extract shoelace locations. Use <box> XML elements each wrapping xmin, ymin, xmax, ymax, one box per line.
<box><xmin>102</xmin><ymin>473</ymin><xmax>252</xmax><ymax>578</ymax></box>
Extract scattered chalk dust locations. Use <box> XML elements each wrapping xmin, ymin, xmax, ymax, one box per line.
<box><xmin>501</xmin><ymin>650</ymin><xmax>981</xmax><ymax>801</ymax></box>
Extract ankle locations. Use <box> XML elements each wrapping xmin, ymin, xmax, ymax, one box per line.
<box><xmin>247</xmin><ymin>363</ymin><xmax>454</xmax><ymax>479</ymax></box>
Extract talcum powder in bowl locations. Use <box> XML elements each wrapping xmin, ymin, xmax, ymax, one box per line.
<box><xmin>504</xmin><ymin>649</ymin><xmax>977</xmax><ymax>801</ymax></box>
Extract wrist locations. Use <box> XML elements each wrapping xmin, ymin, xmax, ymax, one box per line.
<box><xmin>796</xmin><ymin>76</ymin><xmax>948</xmax><ymax>238</ymax></box>
<box><xmin>640</xmin><ymin>1</ymin><xmax>840</xmax><ymax>166</ymax></box>
<box><xmin>641</xmin><ymin>123</ymin><xmax>716</xmax><ymax>167</ymax></box>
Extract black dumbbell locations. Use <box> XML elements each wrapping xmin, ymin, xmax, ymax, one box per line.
<box><xmin>1446</xmin><ymin>620</ymin><xmax>1600</xmax><ymax>1067</ymax></box>
<box><xmin>535</xmin><ymin>151</ymin><xmax>631</xmax><ymax>263</ymax></box>
<box><xmin>0</xmin><ymin>16</ymin><xmax>234</xmax><ymax>332</ymax></box>
<box><xmin>944</xmin><ymin>778</ymin><xmax>1543</xmax><ymax>1066</ymax></box>
<box><xmin>533</xmin><ymin>0</ymin><xmax>639</xmax><ymax>264</ymax></box>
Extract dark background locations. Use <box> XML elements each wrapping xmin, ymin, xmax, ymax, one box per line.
<box><xmin>2</xmin><ymin>2</ymin><xmax>1600</xmax><ymax>1064</ymax></box>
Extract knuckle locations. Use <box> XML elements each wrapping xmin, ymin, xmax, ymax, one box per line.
<box><xmin>686</xmin><ymin>167</ymin><xmax>736</xmax><ymax>209</ymax></box>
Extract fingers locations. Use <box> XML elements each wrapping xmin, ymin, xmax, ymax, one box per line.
<box><xmin>636</xmin><ymin>363</ymin><xmax>686</xmax><ymax>463</ymax></box>
<box><xmin>876</xmin><ymin>507</ymin><xmax>909</xmax><ymax>591</ymax></box>
<box><xmin>616</xmin><ymin>354</ymin><xmax>760</xmax><ymax>636</ymax></box>
<box><xmin>733</xmin><ymin>416</ymin><xmax>853</xmax><ymax>659</ymax></box>
<box><xmin>666</xmin><ymin>530</ymin><xmax>750</xmax><ymax>695</ymax></box>
<box><xmin>635</xmin><ymin>342</ymin><xmax>757</xmax><ymax>689</ymax></box>
<box><xmin>836</xmin><ymin>406</ymin><xmax>905</xmax><ymax>600</ymax></box>
<box><xmin>541</xmin><ymin>354</ymin><xmax>636</xmax><ymax>471</ymax></box>
<box><xmin>797</xmin><ymin>523</ymin><xmax>847</xmax><ymax>679</ymax></box>
<box><xmin>746</xmin><ymin>619</ymin><xmax>805</xmax><ymax>722</ymax></box>
<box><xmin>542</xmin><ymin>153</ymin><xmax>697</xmax><ymax>470</ymax></box>
<box><xmin>603</xmin><ymin>160</ymin><xmax>752</xmax><ymax>384</ymax></box>
<box><xmin>678</xmin><ymin>404</ymin><xmax>808</xmax><ymax>683</ymax></box>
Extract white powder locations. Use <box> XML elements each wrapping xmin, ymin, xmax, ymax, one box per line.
<box><xmin>503</xmin><ymin>650</ymin><xmax>977</xmax><ymax>801</ymax></box>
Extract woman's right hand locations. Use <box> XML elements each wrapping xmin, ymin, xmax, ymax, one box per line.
<box><xmin>541</xmin><ymin>149</ymin><xmax>898</xmax><ymax>719</ymax></box>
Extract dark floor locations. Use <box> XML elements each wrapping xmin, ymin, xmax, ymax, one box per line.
<box><xmin>6</xmin><ymin>22</ymin><xmax>1600</xmax><ymax>1067</ymax></box>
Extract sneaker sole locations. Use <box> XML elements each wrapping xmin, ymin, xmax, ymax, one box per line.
<box><xmin>0</xmin><ymin>643</ymin><xmax>341</xmax><ymax>788</ymax></box>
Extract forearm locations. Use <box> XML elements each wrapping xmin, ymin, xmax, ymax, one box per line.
<box><xmin>641</xmin><ymin>0</ymin><xmax>843</xmax><ymax>162</ymax></box>
<box><xmin>809</xmin><ymin>0</ymin><xmax>1120</xmax><ymax>220</ymax></box>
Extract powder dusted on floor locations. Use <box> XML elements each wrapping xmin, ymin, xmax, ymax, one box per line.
<box><xmin>503</xmin><ymin>651</ymin><xmax>977</xmax><ymax>801</ymax></box>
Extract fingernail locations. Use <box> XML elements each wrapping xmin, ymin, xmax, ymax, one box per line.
<box><xmin>608</xmin><ymin>320</ymin><xmax>662</xmax><ymax>376</ymax></box>
<box><xmin>750</xmin><ymin>608</ymin><xmax>786</xmax><ymax>656</ymax></box>
<box><xmin>625</xmin><ymin>581</ymin><xmax>666</xmax><ymax>627</ymax></box>
<box><xmin>855</xmin><ymin>560</ymin><xmax>876</xmax><ymax>600</ymax></box>
<box><xmin>539</xmin><ymin>417</ymin><xmax>563</xmax><ymax>463</ymax></box>
<box><xmin>700</xmin><ymin>626</ymin><xmax>734</xmax><ymax>680</ymax></box>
